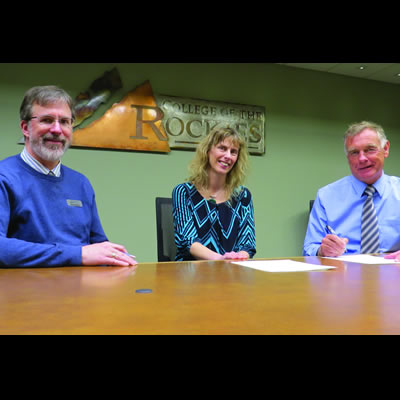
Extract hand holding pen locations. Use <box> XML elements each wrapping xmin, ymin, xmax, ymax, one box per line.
<box><xmin>317</xmin><ymin>225</ymin><xmax>349</xmax><ymax>257</ymax></box>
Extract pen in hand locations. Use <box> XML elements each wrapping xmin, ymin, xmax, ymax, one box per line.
<box><xmin>326</xmin><ymin>225</ymin><xmax>337</xmax><ymax>235</ymax></box>
<box><xmin>325</xmin><ymin>225</ymin><xmax>348</xmax><ymax>253</ymax></box>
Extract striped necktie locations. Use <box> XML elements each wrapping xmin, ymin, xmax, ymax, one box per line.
<box><xmin>360</xmin><ymin>184</ymin><xmax>380</xmax><ymax>254</ymax></box>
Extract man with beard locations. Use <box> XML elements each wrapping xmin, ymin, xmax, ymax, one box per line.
<box><xmin>0</xmin><ymin>86</ymin><xmax>137</xmax><ymax>267</ymax></box>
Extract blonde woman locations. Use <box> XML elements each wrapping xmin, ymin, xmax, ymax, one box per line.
<box><xmin>172</xmin><ymin>127</ymin><xmax>256</xmax><ymax>261</ymax></box>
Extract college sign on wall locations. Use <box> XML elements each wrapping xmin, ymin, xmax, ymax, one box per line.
<box><xmin>70</xmin><ymin>73</ymin><xmax>265</xmax><ymax>155</ymax></box>
<box><xmin>156</xmin><ymin>94</ymin><xmax>265</xmax><ymax>155</ymax></box>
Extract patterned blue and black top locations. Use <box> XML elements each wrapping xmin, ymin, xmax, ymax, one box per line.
<box><xmin>172</xmin><ymin>182</ymin><xmax>256</xmax><ymax>261</ymax></box>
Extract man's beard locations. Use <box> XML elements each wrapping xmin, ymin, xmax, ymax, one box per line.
<box><xmin>29</xmin><ymin>131</ymin><xmax>71</xmax><ymax>163</ymax></box>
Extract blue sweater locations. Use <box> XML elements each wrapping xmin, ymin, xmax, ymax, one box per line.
<box><xmin>0</xmin><ymin>155</ymin><xmax>108</xmax><ymax>267</ymax></box>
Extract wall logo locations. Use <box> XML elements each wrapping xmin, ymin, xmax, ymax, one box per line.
<box><xmin>50</xmin><ymin>68</ymin><xmax>265</xmax><ymax>155</ymax></box>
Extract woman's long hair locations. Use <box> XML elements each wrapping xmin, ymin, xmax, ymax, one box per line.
<box><xmin>188</xmin><ymin>127</ymin><xmax>249</xmax><ymax>199</ymax></box>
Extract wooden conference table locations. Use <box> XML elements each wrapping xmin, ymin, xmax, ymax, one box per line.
<box><xmin>1</xmin><ymin>256</ymin><xmax>400</xmax><ymax>335</ymax></box>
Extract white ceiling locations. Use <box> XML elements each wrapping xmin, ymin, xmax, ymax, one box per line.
<box><xmin>277</xmin><ymin>63</ymin><xmax>400</xmax><ymax>85</ymax></box>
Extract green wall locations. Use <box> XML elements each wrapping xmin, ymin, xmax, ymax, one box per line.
<box><xmin>1</xmin><ymin>63</ymin><xmax>400</xmax><ymax>261</ymax></box>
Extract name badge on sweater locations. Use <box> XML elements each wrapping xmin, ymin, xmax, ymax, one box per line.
<box><xmin>66</xmin><ymin>199</ymin><xmax>83</xmax><ymax>207</ymax></box>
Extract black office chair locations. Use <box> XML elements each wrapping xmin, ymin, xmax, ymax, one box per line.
<box><xmin>155</xmin><ymin>197</ymin><xmax>177</xmax><ymax>262</ymax></box>
<box><xmin>309</xmin><ymin>200</ymin><xmax>314</xmax><ymax>213</ymax></box>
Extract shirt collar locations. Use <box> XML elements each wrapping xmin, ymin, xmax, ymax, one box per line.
<box><xmin>350</xmin><ymin>172</ymin><xmax>386</xmax><ymax>198</ymax></box>
<box><xmin>20</xmin><ymin>147</ymin><xmax>61</xmax><ymax>177</ymax></box>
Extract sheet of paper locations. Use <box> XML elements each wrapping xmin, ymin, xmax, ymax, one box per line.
<box><xmin>232</xmin><ymin>260</ymin><xmax>335</xmax><ymax>272</ymax></box>
<box><xmin>323</xmin><ymin>254</ymin><xmax>400</xmax><ymax>264</ymax></box>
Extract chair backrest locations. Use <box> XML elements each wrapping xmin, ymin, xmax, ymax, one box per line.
<box><xmin>309</xmin><ymin>200</ymin><xmax>314</xmax><ymax>213</ymax></box>
<box><xmin>155</xmin><ymin>197</ymin><xmax>176</xmax><ymax>262</ymax></box>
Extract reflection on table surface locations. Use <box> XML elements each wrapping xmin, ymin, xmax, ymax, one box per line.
<box><xmin>1</xmin><ymin>256</ymin><xmax>400</xmax><ymax>334</ymax></box>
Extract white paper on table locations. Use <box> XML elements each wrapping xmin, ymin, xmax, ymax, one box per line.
<box><xmin>231</xmin><ymin>260</ymin><xmax>335</xmax><ymax>272</ymax></box>
<box><xmin>323</xmin><ymin>254</ymin><xmax>400</xmax><ymax>264</ymax></box>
